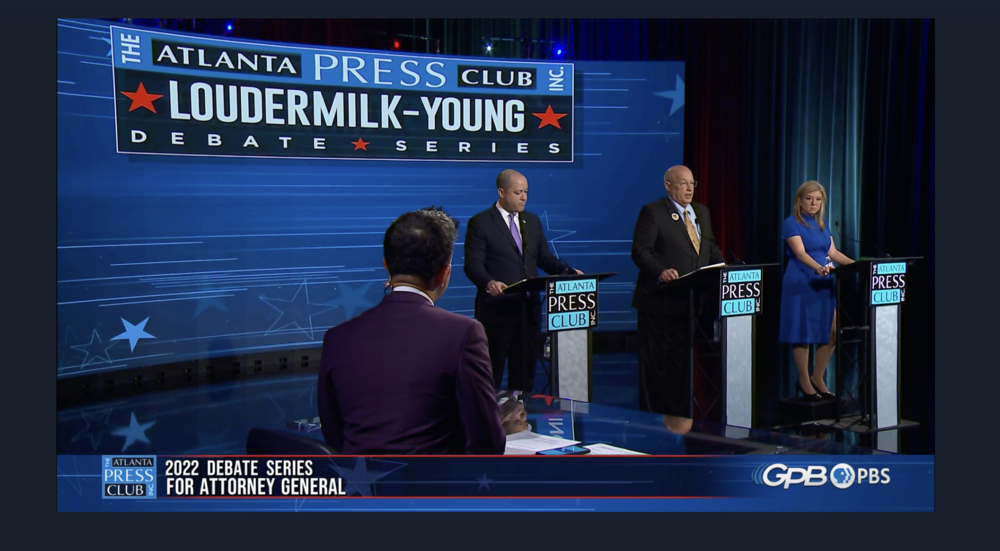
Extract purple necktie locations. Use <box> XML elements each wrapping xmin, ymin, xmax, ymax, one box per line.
<box><xmin>509</xmin><ymin>213</ymin><xmax>522</xmax><ymax>254</ymax></box>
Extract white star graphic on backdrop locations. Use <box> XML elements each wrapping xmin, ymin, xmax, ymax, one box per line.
<box><xmin>71</xmin><ymin>330</ymin><xmax>116</xmax><ymax>366</ymax></box>
<box><xmin>260</xmin><ymin>282</ymin><xmax>337</xmax><ymax>340</ymax></box>
<box><xmin>111</xmin><ymin>317</ymin><xmax>155</xmax><ymax>352</ymax></box>
<box><xmin>111</xmin><ymin>412</ymin><xmax>156</xmax><ymax>452</ymax></box>
<box><xmin>58</xmin><ymin>326</ymin><xmax>81</xmax><ymax>368</ymax></box>
<box><xmin>655</xmin><ymin>75</ymin><xmax>686</xmax><ymax>116</ymax></box>
<box><xmin>537</xmin><ymin>211</ymin><xmax>578</xmax><ymax>258</ymax></box>
<box><xmin>70</xmin><ymin>407</ymin><xmax>115</xmax><ymax>450</ymax></box>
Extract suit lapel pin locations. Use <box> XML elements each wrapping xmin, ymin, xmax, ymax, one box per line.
<box><xmin>671</xmin><ymin>213</ymin><xmax>680</xmax><ymax>221</ymax></box>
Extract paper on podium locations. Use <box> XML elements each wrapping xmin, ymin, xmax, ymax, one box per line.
<box><xmin>675</xmin><ymin>262</ymin><xmax>726</xmax><ymax>281</ymax></box>
<box><xmin>503</xmin><ymin>431</ymin><xmax>580</xmax><ymax>455</ymax></box>
<box><xmin>583</xmin><ymin>443</ymin><xmax>647</xmax><ymax>455</ymax></box>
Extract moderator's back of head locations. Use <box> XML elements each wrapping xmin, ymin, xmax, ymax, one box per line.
<box><xmin>246</xmin><ymin>428</ymin><xmax>340</xmax><ymax>455</ymax></box>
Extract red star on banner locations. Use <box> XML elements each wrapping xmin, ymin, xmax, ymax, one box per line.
<box><xmin>351</xmin><ymin>137</ymin><xmax>370</xmax><ymax>151</ymax></box>
<box><xmin>531</xmin><ymin>394</ymin><xmax>555</xmax><ymax>406</ymax></box>
<box><xmin>119</xmin><ymin>83</ymin><xmax>163</xmax><ymax>113</ymax></box>
<box><xmin>532</xmin><ymin>105</ymin><xmax>568</xmax><ymax>129</ymax></box>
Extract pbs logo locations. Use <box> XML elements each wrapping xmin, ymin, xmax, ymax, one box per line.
<box><xmin>830</xmin><ymin>464</ymin><xmax>891</xmax><ymax>488</ymax></box>
<box><xmin>753</xmin><ymin>463</ymin><xmax>890</xmax><ymax>489</ymax></box>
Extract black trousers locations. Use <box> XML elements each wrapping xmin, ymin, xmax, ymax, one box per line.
<box><xmin>484</xmin><ymin>318</ymin><xmax>541</xmax><ymax>392</ymax></box>
<box><xmin>637</xmin><ymin>311</ymin><xmax>692</xmax><ymax>418</ymax></box>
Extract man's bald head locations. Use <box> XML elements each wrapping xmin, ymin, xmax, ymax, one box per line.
<box><xmin>496</xmin><ymin>169</ymin><xmax>525</xmax><ymax>191</ymax></box>
<box><xmin>496</xmin><ymin>169</ymin><xmax>528</xmax><ymax>213</ymax></box>
<box><xmin>664</xmin><ymin>165</ymin><xmax>693</xmax><ymax>184</ymax></box>
<box><xmin>663</xmin><ymin>165</ymin><xmax>696</xmax><ymax>208</ymax></box>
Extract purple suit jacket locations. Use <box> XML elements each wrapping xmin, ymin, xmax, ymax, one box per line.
<box><xmin>318</xmin><ymin>291</ymin><xmax>506</xmax><ymax>455</ymax></box>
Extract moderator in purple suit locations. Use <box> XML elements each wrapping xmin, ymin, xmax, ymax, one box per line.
<box><xmin>317</xmin><ymin>207</ymin><xmax>505</xmax><ymax>455</ymax></box>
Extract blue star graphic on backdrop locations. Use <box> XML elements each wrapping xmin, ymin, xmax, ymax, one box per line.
<box><xmin>70</xmin><ymin>407</ymin><xmax>115</xmax><ymax>450</ymax></box>
<box><xmin>71</xmin><ymin>330</ymin><xmax>116</xmax><ymax>366</ymax></box>
<box><xmin>476</xmin><ymin>473</ymin><xmax>493</xmax><ymax>490</ymax></box>
<box><xmin>655</xmin><ymin>75</ymin><xmax>686</xmax><ymax>116</ymax></box>
<box><xmin>193</xmin><ymin>296</ymin><xmax>229</xmax><ymax>318</ymax></box>
<box><xmin>324</xmin><ymin>283</ymin><xmax>376</xmax><ymax>320</ymax></box>
<box><xmin>329</xmin><ymin>457</ymin><xmax>407</xmax><ymax>497</ymax></box>
<box><xmin>260</xmin><ymin>281</ymin><xmax>337</xmax><ymax>340</ymax></box>
<box><xmin>111</xmin><ymin>412</ymin><xmax>156</xmax><ymax>452</ymax></box>
<box><xmin>111</xmin><ymin>317</ymin><xmax>155</xmax><ymax>352</ymax></box>
<box><xmin>91</xmin><ymin>35</ymin><xmax>113</xmax><ymax>57</ymax></box>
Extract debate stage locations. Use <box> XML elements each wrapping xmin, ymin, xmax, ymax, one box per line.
<box><xmin>56</xmin><ymin>352</ymin><xmax>928</xmax><ymax>456</ymax></box>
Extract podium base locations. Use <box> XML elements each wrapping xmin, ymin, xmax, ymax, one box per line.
<box><xmin>777</xmin><ymin>396</ymin><xmax>853</xmax><ymax>424</ymax></box>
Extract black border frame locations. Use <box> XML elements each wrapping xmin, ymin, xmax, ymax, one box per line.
<box><xmin>21</xmin><ymin>0</ymin><xmax>979</xmax><ymax>542</ymax></box>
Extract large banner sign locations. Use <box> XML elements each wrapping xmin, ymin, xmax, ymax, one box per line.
<box><xmin>110</xmin><ymin>26</ymin><xmax>575</xmax><ymax>162</ymax></box>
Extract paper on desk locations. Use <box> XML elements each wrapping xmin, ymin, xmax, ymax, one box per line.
<box><xmin>583</xmin><ymin>443</ymin><xmax>647</xmax><ymax>455</ymax></box>
<box><xmin>503</xmin><ymin>431</ymin><xmax>580</xmax><ymax>454</ymax></box>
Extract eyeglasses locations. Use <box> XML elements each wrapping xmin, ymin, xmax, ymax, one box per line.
<box><xmin>670</xmin><ymin>180</ymin><xmax>698</xmax><ymax>189</ymax></box>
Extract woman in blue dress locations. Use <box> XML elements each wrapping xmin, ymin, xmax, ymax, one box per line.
<box><xmin>779</xmin><ymin>181</ymin><xmax>854</xmax><ymax>401</ymax></box>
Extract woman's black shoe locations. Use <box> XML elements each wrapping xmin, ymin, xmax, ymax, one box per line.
<box><xmin>795</xmin><ymin>380</ymin><xmax>824</xmax><ymax>402</ymax></box>
<box><xmin>811</xmin><ymin>379</ymin><xmax>836</xmax><ymax>400</ymax></box>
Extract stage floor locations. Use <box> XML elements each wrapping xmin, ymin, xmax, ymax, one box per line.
<box><xmin>56</xmin><ymin>353</ymin><xmax>929</xmax><ymax>455</ymax></box>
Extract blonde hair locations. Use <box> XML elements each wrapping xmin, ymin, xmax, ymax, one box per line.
<box><xmin>792</xmin><ymin>180</ymin><xmax>827</xmax><ymax>231</ymax></box>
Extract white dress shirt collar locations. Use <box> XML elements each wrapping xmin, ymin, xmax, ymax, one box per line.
<box><xmin>496</xmin><ymin>202</ymin><xmax>519</xmax><ymax>223</ymax></box>
<box><xmin>668</xmin><ymin>197</ymin><xmax>696</xmax><ymax>221</ymax></box>
<box><xmin>390</xmin><ymin>285</ymin><xmax>434</xmax><ymax>305</ymax></box>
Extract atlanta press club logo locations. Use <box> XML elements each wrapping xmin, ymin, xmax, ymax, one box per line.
<box><xmin>102</xmin><ymin>456</ymin><xmax>157</xmax><ymax>499</ymax></box>
<box><xmin>752</xmin><ymin>463</ymin><xmax>891</xmax><ymax>490</ymax></box>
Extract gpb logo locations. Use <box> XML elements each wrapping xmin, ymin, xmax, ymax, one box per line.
<box><xmin>752</xmin><ymin>463</ymin><xmax>889</xmax><ymax>489</ymax></box>
<box><xmin>753</xmin><ymin>463</ymin><xmax>828</xmax><ymax>489</ymax></box>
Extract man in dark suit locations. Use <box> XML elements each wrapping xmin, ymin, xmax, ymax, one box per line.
<box><xmin>464</xmin><ymin>169</ymin><xmax>582</xmax><ymax>392</ymax></box>
<box><xmin>318</xmin><ymin>207</ymin><xmax>506</xmax><ymax>455</ymax></box>
<box><xmin>631</xmin><ymin>165</ymin><xmax>725</xmax><ymax>418</ymax></box>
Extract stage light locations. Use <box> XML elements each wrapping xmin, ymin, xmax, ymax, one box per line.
<box><xmin>486</xmin><ymin>44</ymin><xmax>492</xmax><ymax>52</ymax></box>
<box><xmin>557</xmin><ymin>48</ymin><xmax>563</xmax><ymax>55</ymax></box>
<box><xmin>393</xmin><ymin>39</ymin><xmax>400</xmax><ymax>49</ymax></box>
<box><xmin>226</xmin><ymin>23</ymin><xmax>232</xmax><ymax>31</ymax></box>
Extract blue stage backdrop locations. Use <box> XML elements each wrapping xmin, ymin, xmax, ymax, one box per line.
<box><xmin>57</xmin><ymin>18</ymin><xmax>685</xmax><ymax>378</ymax></box>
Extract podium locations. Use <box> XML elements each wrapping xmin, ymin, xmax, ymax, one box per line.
<box><xmin>831</xmin><ymin>257</ymin><xmax>922</xmax><ymax>431</ymax></box>
<box><xmin>504</xmin><ymin>272</ymin><xmax>617</xmax><ymax>402</ymax></box>
<box><xmin>661</xmin><ymin>263</ymin><xmax>779</xmax><ymax>428</ymax></box>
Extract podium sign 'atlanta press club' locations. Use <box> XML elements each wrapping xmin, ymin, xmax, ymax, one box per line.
<box><xmin>870</xmin><ymin>262</ymin><xmax>907</xmax><ymax>306</ymax></box>
<box><xmin>110</xmin><ymin>26</ymin><xmax>575</xmax><ymax>162</ymax></box>
<box><xmin>719</xmin><ymin>268</ymin><xmax>762</xmax><ymax>317</ymax></box>
<box><xmin>547</xmin><ymin>278</ymin><xmax>599</xmax><ymax>332</ymax></box>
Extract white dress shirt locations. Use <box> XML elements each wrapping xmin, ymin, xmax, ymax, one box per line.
<box><xmin>496</xmin><ymin>202</ymin><xmax>522</xmax><ymax>241</ymax></box>
<box><xmin>668</xmin><ymin>197</ymin><xmax>701</xmax><ymax>239</ymax></box>
<box><xmin>390</xmin><ymin>285</ymin><xmax>434</xmax><ymax>305</ymax></box>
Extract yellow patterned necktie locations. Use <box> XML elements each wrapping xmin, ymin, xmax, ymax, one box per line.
<box><xmin>684</xmin><ymin>210</ymin><xmax>701</xmax><ymax>254</ymax></box>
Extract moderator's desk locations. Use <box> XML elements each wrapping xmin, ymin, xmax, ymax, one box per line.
<box><xmin>289</xmin><ymin>395</ymin><xmax>880</xmax><ymax>455</ymax></box>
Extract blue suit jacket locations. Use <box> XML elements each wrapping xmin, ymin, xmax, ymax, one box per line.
<box><xmin>318</xmin><ymin>291</ymin><xmax>505</xmax><ymax>455</ymax></box>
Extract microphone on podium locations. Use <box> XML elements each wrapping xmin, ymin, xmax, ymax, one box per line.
<box><xmin>725</xmin><ymin>248</ymin><xmax>747</xmax><ymax>265</ymax></box>
<box><xmin>833</xmin><ymin>221</ymin><xmax>893</xmax><ymax>258</ymax></box>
